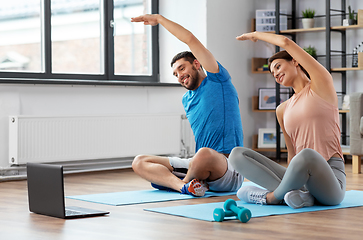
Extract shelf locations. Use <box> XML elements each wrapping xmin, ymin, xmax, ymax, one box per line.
<box><xmin>251</xmin><ymin>147</ymin><xmax>287</xmax><ymax>152</ymax></box>
<box><xmin>252</xmin><ymin>96</ymin><xmax>275</xmax><ymax>112</ymax></box>
<box><xmin>341</xmin><ymin>145</ymin><xmax>350</xmax><ymax>156</ymax></box>
<box><xmin>253</xmin><ymin>96</ymin><xmax>348</xmax><ymax>113</ymax></box>
<box><xmin>257</xmin><ymin>26</ymin><xmax>363</xmax><ymax>35</ymax></box>
<box><xmin>251</xmin><ymin>58</ymin><xmax>269</xmax><ymax>74</ymax></box>
<box><xmin>253</xmin><ymin>70</ymin><xmax>270</xmax><ymax>74</ymax></box>
<box><xmin>252</xmin><ymin>135</ymin><xmax>287</xmax><ymax>153</ymax></box>
<box><xmin>280</xmin><ymin>27</ymin><xmax>326</xmax><ymax>33</ymax></box>
<box><xmin>331</xmin><ymin>25</ymin><xmax>363</xmax><ymax>30</ymax></box>
<box><xmin>339</xmin><ymin>109</ymin><xmax>350</xmax><ymax>113</ymax></box>
<box><xmin>331</xmin><ymin>52</ymin><xmax>363</xmax><ymax>73</ymax></box>
<box><xmin>331</xmin><ymin>67</ymin><xmax>363</xmax><ymax>72</ymax></box>
<box><xmin>252</xmin><ymin>135</ymin><xmax>350</xmax><ymax>155</ymax></box>
<box><xmin>249</xmin><ymin>18</ymin><xmax>359</xmax><ymax>34</ymax></box>
<box><xmin>280</xmin><ymin>25</ymin><xmax>363</xmax><ymax>34</ymax></box>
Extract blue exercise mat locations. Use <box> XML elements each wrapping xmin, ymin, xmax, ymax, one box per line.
<box><xmin>144</xmin><ymin>190</ymin><xmax>363</xmax><ymax>221</ymax></box>
<box><xmin>67</xmin><ymin>189</ymin><xmax>237</xmax><ymax>206</ymax></box>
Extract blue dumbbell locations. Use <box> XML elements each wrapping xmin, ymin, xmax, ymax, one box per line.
<box><xmin>224</xmin><ymin>199</ymin><xmax>251</xmax><ymax>223</ymax></box>
<box><xmin>213</xmin><ymin>208</ymin><xmax>237</xmax><ymax>222</ymax></box>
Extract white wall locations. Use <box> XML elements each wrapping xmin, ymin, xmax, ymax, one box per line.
<box><xmin>205</xmin><ymin>0</ymin><xmax>256</xmax><ymax>147</ymax></box>
<box><xmin>159</xmin><ymin>0</ymin><xmax>206</xmax><ymax>83</ymax></box>
<box><xmin>0</xmin><ymin>84</ymin><xmax>186</xmax><ymax>169</ymax></box>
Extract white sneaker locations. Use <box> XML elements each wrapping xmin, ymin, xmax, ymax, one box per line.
<box><xmin>237</xmin><ymin>186</ymin><xmax>268</xmax><ymax>205</ymax></box>
<box><xmin>284</xmin><ymin>190</ymin><xmax>314</xmax><ymax>209</ymax></box>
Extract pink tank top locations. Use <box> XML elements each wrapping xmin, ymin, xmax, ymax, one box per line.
<box><xmin>283</xmin><ymin>83</ymin><xmax>343</xmax><ymax>160</ymax></box>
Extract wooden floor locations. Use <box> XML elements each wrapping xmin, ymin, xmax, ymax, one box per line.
<box><xmin>1</xmin><ymin>162</ymin><xmax>363</xmax><ymax>240</ymax></box>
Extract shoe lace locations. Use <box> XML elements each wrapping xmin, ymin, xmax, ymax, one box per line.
<box><xmin>249</xmin><ymin>191</ymin><xmax>267</xmax><ymax>205</ymax></box>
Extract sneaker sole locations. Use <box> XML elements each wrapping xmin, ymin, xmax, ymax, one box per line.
<box><xmin>188</xmin><ymin>179</ymin><xmax>208</xmax><ymax>197</ymax></box>
<box><xmin>284</xmin><ymin>190</ymin><xmax>314</xmax><ymax>209</ymax></box>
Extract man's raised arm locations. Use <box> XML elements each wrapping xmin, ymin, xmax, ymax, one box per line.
<box><xmin>131</xmin><ymin>14</ymin><xmax>219</xmax><ymax>73</ymax></box>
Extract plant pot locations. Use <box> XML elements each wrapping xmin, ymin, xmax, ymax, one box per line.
<box><xmin>302</xmin><ymin>18</ymin><xmax>315</xmax><ymax>29</ymax></box>
<box><xmin>348</xmin><ymin>19</ymin><xmax>357</xmax><ymax>25</ymax></box>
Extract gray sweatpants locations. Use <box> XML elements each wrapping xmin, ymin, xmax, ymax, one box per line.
<box><xmin>229</xmin><ymin>147</ymin><xmax>346</xmax><ymax>206</ymax></box>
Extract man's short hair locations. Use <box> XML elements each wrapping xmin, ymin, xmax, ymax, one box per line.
<box><xmin>170</xmin><ymin>51</ymin><xmax>198</xmax><ymax>67</ymax></box>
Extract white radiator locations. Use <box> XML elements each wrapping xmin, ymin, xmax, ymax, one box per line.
<box><xmin>9</xmin><ymin>114</ymin><xmax>194</xmax><ymax>165</ymax></box>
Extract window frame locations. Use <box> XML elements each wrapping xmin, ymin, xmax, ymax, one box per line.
<box><xmin>0</xmin><ymin>0</ymin><xmax>172</xmax><ymax>86</ymax></box>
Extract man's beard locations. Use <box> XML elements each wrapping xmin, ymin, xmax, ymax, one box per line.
<box><xmin>183</xmin><ymin>66</ymin><xmax>200</xmax><ymax>90</ymax></box>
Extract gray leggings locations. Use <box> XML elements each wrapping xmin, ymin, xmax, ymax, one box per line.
<box><xmin>229</xmin><ymin>147</ymin><xmax>346</xmax><ymax>206</ymax></box>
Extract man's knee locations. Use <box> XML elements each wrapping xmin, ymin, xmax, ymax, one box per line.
<box><xmin>190</xmin><ymin>147</ymin><xmax>224</xmax><ymax>169</ymax></box>
<box><xmin>191</xmin><ymin>148</ymin><xmax>214</xmax><ymax>164</ymax></box>
<box><xmin>132</xmin><ymin>155</ymin><xmax>173</xmax><ymax>174</ymax></box>
<box><xmin>196</xmin><ymin>147</ymin><xmax>215</xmax><ymax>157</ymax></box>
<box><xmin>132</xmin><ymin>154</ymin><xmax>148</xmax><ymax>172</ymax></box>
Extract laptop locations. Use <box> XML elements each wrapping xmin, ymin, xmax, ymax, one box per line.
<box><xmin>27</xmin><ymin>162</ymin><xmax>109</xmax><ymax>219</ymax></box>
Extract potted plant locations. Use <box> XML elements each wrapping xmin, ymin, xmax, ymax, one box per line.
<box><xmin>303</xmin><ymin>45</ymin><xmax>317</xmax><ymax>59</ymax></box>
<box><xmin>348</xmin><ymin>5</ymin><xmax>357</xmax><ymax>25</ymax></box>
<box><xmin>302</xmin><ymin>8</ymin><xmax>315</xmax><ymax>29</ymax></box>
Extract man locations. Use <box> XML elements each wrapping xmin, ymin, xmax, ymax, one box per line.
<box><xmin>131</xmin><ymin>14</ymin><xmax>243</xmax><ymax>196</ymax></box>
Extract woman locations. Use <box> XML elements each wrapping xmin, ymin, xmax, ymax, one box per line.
<box><xmin>229</xmin><ymin>31</ymin><xmax>346</xmax><ymax>209</ymax></box>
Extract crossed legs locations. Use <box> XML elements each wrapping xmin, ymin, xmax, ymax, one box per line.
<box><xmin>229</xmin><ymin>147</ymin><xmax>346</xmax><ymax>206</ymax></box>
<box><xmin>132</xmin><ymin>147</ymin><xmax>228</xmax><ymax>193</ymax></box>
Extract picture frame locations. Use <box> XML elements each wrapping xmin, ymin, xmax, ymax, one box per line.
<box><xmin>337</xmin><ymin>93</ymin><xmax>343</xmax><ymax>110</ymax></box>
<box><xmin>258</xmin><ymin>128</ymin><xmax>286</xmax><ymax>149</ymax></box>
<box><xmin>258</xmin><ymin>88</ymin><xmax>291</xmax><ymax>110</ymax></box>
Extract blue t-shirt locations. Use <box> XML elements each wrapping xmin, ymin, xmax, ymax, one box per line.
<box><xmin>182</xmin><ymin>62</ymin><xmax>243</xmax><ymax>154</ymax></box>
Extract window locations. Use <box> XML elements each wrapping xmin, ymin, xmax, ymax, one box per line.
<box><xmin>0</xmin><ymin>1</ymin><xmax>42</xmax><ymax>72</ymax></box>
<box><xmin>51</xmin><ymin>0</ymin><xmax>102</xmax><ymax>74</ymax></box>
<box><xmin>113</xmin><ymin>0</ymin><xmax>152</xmax><ymax>76</ymax></box>
<box><xmin>0</xmin><ymin>0</ymin><xmax>159</xmax><ymax>85</ymax></box>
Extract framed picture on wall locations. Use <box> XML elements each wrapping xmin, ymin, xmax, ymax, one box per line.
<box><xmin>337</xmin><ymin>93</ymin><xmax>343</xmax><ymax>109</ymax></box>
<box><xmin>258</xmin><ymin>128</ymin><xmax>285</xmax><ymax>149</ymax></box>
<box><xmin>258</xmin><ymin>88</ymin><xmax>291</xmax><ymax>110</ymax></box>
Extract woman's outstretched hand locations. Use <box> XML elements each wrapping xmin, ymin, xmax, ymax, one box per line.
<box><xmin>236</xmin><ymin>32</ymin><xmax>258</xmax><ymax>42</ymax></box>
<box><xmin>131</xmin><ymin>14</ymin><xmax>160</xmax><ymax>26</ymax></box>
